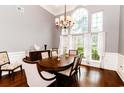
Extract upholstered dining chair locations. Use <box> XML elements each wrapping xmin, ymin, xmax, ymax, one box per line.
<box><xmin>52</xmin><ymin>48</ymin><xmax>58</xmax><ymax>53</ymax></box>
<box><xmin>0</xmin><ymin>51</ymin><xmax>22</xmax><ymax>80</ymax></box>
<box><xmin>58</xmin><ymin>55</ymin><xmax>80</xmax><ymax>79</ymax></box>
<box><xmin>22</xmin><ymin>59</ymin><xmax>56</xmax><ymax>87</ymax></box>
<box><xmin>77</xmin><ymin>54</ymin><xmax>83</xmax><ymax>77</ymax></box>
<box><xmin>41</xmin><ymin>51</ymin><xmax>50</xmax><ymax>59</ymax></box>
<box><xmin>51</xmin><ymin>51</ymin><xmax>58</xmax><ymax>57</ymax></box>
<box><xmin>69</xmin><ymin>50</ymin><xmax>77</xmax><ymax>56</ymax></box>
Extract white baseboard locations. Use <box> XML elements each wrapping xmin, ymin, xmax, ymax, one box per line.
<box><xmin>117</xmin><ymin>71</ymin><xmax>124</xmax><ymax>82</ymax></box>
<box><xmin>117</xmin><ymin>53</ymin><xmax>124</xmax><ymax>82</ymax></box>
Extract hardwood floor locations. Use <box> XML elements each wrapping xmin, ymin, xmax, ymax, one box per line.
<box><xmin>0</xmin><ymin>70</ymin><xmax>28</xmax><ymax>87</ymax></box>
<box><xmin>0</xmin><ymin>65</ymin><xmax>123</xmax><ymax>87</ymax></box>
<box><xmin>62</xmin><ymin>65</ymin><xmax>124</xmax><ymax>87</ymax></box>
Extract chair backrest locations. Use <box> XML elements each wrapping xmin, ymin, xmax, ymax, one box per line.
<box><xmin>69</xmin><ymin>50</ymin><xmax>77</xmax><ymax>56</ymax></box>
<box><xmin>78</xmin><ymin>54</ymin><xmax>83</xmax><ymax>65</ymax></box>
<box><xmin>22</xmin><ymin>61</ymin><xmax>54</xmax><ymax>87</ymax></box>
<box><xmin>51</xmin><ymin>51</ymin><xmax>58</xmax><ymax>57</ymax></box>
<box><xmin>41</xmin><ymin>51</ymin><xmax>50</xmax><ymax>59</ymax></box>
<box><xmin>69</xmin><ymin>56</ymin><xmax>80</xmax><ymax>76</ymax></box>
<box><xmin>52</xmin><ymin>48</ymin><xmax>58</xmax><ymax>53</ymax></box>
<box><xmin>0</xmin><ymin>51</ymin><xmax>10</xmax><ymax>65</ymax></box>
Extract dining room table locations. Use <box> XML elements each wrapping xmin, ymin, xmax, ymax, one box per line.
<box><xmin>39</xmin><ymin>56</ymin><xmax>74</xmax><ymax>72</ymax></box>
<box><xmin>23</xmin><ymin>55</ymin><xmax>75</xmax><ymax>86</ymax></box>
<box><xmin>23</xmin><ymin>55</ymin><xmax>75</xmax><ymax>73</ymax></box>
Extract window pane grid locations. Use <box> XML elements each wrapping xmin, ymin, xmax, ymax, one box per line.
<box><xmin>91</xmin><ymin>11</ymin><xmax>103</xmax><ymax>32</ymax></box>
<box><xmin>71</xmin><ymin>8</ymin><xmax>88</xmax><ymax>34</ymax></box>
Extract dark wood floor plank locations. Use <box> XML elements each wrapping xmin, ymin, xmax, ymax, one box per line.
<box><xmin>0</xmin><ymin>70</ymin><xmax>28</xmax><ymax>87</ymax></box>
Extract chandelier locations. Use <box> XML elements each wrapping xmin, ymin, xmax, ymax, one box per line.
<box><xmin>55</xmin><ymin>5</ymin><xmax>74</xmax><ymax>31</ymax></box>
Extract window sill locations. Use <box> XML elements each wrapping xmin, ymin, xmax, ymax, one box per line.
<box><xmin>89</xmin><ymin>60</ymin><xmax>100</xmax><ymax>63</ymax></box>
<box><xmin>82</xmin><ymin>58</ymin><xmax>100</xmax><ymax>63</ymax></box>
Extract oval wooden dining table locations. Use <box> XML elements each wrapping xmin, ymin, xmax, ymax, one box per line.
<box><xmin>39</xmin><ymin>56</ymin><xmax>75</xmax><ymax>72</ymax></box>
<box><xmin>23</xmin><ymin>55</ymin><xmax>74</xmax><ymax>73</ymax></box>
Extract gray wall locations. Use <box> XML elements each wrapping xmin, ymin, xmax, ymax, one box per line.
<box><xmin>53</xmin><ymin>5</ymin><xmax>120</xmax><ymax>53</ymax></box>
<box><xmin>0</xmin><ymin>5</ymin><xmax>55</xmax><ymax>52</ymax></box>
<box><xmin>119</xmin><ymin>5</ymin><xmax>124</xmax><ymax>55</ymax></box>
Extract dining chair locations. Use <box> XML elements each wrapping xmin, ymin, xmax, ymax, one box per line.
<box><xmin>22</xmin><ymin>59</ymin><xmax>56</xmax><ymax>87</ymax></box>
<box><xmin>41</xmin><ymin>51</ymin><xmax>50</xmax><ymax>59</ymax></box>
<box><xmin>0</xmin><ymin>51</ymin><xmax>22</xmax><ymax>80</ymax></box>
<box><xmin>58</xmin><ymin>55</ymin><xmax>80</xmax><ymax>79</ymax></box>
<box><xmin>69</xmin><ymin>50</ymin><xmax>77</xmax><ymax>56</ymax></box>
<box><xmin>77</xmin><ymin>54</ymin><xmax>83</xmax><ymax>77</ymax></box>
<box><xmin>52</xmin><ymin>48</ymin><xmax>58</xmax><ymax>53</ymax></box>
<box><xmin>51</xmin><ymin>51</ymin><xmax>58</xmax><ymax>57</ymax></box>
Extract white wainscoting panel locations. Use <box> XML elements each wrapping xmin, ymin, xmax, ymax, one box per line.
<box><xmin>102</xmin><ymin>52</ymin><xmax>118</xmax><ymax>71</ymax></box>
<box><xmin>117</xmin><ymin>54</ymin><xmax>124</xmax><ymax>82</ymax></box>
<box><xmin>8</xmin><ymin>51</ymin><xmax>25</xmax><ymax>64</ymax></box>
<box><xmin>81</xmin><ymin>52</ymin><xmax>118</xmax><ymax>71</ymax></box>
<box><xmin>81</xmin><ymin>59</ymin><xmax>101</xmax><ymax>68</ymax></box>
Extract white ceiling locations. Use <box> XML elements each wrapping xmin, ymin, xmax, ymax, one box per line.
<box><xmin>41</xmin><ymin>5</ymin><xmax>78</xmax><ymax>16</ymax></box>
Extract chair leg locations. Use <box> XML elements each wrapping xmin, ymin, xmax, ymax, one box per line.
<box><xmin>78</xmin><ymin>67</ymin><xmax>81</xmax><ymax>78</ymax></box>
<box><xmin>8</xmin><ymin>71</ymin><xmax>11</xmax><ymax>77</ymax></box>
<box><xmin>12</xmin><ymin>70</ymin><xmax>15</xmax><ymax>80</ymax></box>
<box><xmin>20</xmin><ymin>65</ymin><xmax>23</xmax><ymax>75</ymax></box>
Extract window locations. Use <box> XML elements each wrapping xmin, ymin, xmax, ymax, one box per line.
<box><xmin>71</xmin><ymin>8</ymin><xmax>88</xmax><ymax>34</ymax></box>
<box><xmin>91</xmin><ymin>33</ymin><xmax>100</xmax><ymax>60</ymax></box>
<box><xmin>71</xmin><ymin>35</ymin><xmax>84</xmax><ymax>49</ymax></box>
<box><xmin>91</xmin><ymin>11</ymin><xmax>104</xmax><ymax>61</ymax></box>
<box><xmin>59</xmin><ymin>9</ymin><xmax>105</xmax><ymax>63</ymax></box>
<box><xmin>91</xmin><ymin>12</ymin><xmax>103</xmax><ymax>32</ymax></box>
<box><xmin>71</xmin><ymin>35</ymin><xmax>85</xmax><ymax>57</ymax></box>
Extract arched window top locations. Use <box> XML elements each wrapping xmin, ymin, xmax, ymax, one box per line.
<box><xmin>71</xmin><ymin>8</ymin><xmax>88</xmax><ymax>34</ymax></box>
<box><xmin>72</xmin><ymin>8</ymin><xmax>88</xmax><ymax>21</ymax></box>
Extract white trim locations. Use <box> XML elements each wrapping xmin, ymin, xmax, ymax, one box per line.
<box><xmin>117</xmin><ymin>71</ymin><xmax>124</xmax><ymax>82</ymax></box>
<box><xmin>117</xmin><ymin>53</ymin><xmax>124</xmax><ymax>82</ymax></box>
<box><xmin>8</xmin><ymin>51</ymin><xmax>25</xmax><ymax>56</ymax></box>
